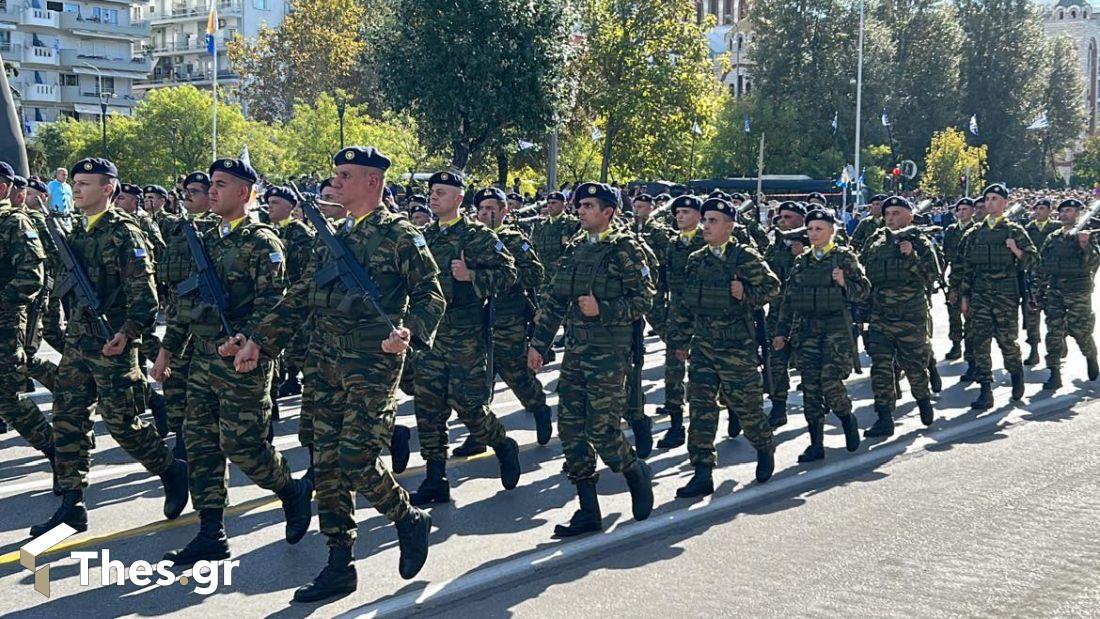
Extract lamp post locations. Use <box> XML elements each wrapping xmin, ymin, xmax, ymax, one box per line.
<box><xmin>83</xmin><ymin>63</ymin><xmax>112</xmax><ymax>156</ymax></box>
<box><xmin>335</xmin><ymin>89</ymin><xmax>347</xmax><ymax>149</ymax></box>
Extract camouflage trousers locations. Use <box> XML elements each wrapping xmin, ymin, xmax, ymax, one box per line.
<box><xmin>492</xmin><ymin>318</ymin><xmax>547</xmax><ymax>411</ymax></box>
<box><xmin>0</xmin><ymin>309</ymin><xmax>53</xmax><ymax>452</ymax></box>
<box><xmin>314</xmin><ymin>348</ymin><xmax>411</xmax><ymax>547</ymax></box>
<box><xmin>867</xmin><ymin>313</ymin><xmax>933</xmax><ymax>411</ymax></box>
<box><xmin>297</xmin><ymin>334</ymin><xmax>325</xmax><ymax>449</ymax></box>
<box><xmin>53</xmin><ymin>339</ymin><xmax>173</xmax><ymax>490</ymax></box>
<box><xmin>1043</xmin><ymin>288</ymin><xmax>1097</xmax><ymax>370</ymax></box>
<box><xmin>161</xmin><ymin>345</ymin><xmax>191</xmax><ymax>433</ymax></box>
<box><xmin>557</xmin><ymin>345</ymin><xmax>637</xmax><ymax>483</ymax></box>
<box><xmin>1023</xmin><ymin>298</ymin><xmax>1043</xmax><ymax>346</ymax></box>
<box><xmin>687</xmin><ymin>341</ymin><xmax>773</xmax><ymax>466</ymax></box>
<box><xmin>662</xmin><ymin>346</ymin><xmax>687</xmax><ymax>414</ymax></box>
<box><xmin>283</xmin><ymin>320</ymin><xmax>310</xmax><ymax>369</ymax></box>
<box><xmin>185</xmin><ymin>348</ymin><xmax>290</xmax><ymax>508</ymax></box>
<box><xmin>414</xmin><ymin>326</ymin><xmax>507</xmax><ymax>462</ymax></box>
<box><xmin>766</xmin><ymin>306</ymin><xmax>791</xmax><ymax>401</ymax></box>
<box><xmin>947</xmin><ymin>296</ymin><xmax>965</xmax><ymax>343</ymax></box>
<box><xmin>967</xmin><ymin>289</ymin><xmax>1024</xmax><ymax>383</ymax></box>
<box><xmin>792</xmin><ymin>323</ymin><xmax>855</xmax><ymax>425</ymax></box>
<box><xmin>27</xmin><ymin>357</ymin><xmax>58</xmax><ymax>392</ymax></box>
<box><xmin>397</xmin><ymin>349</ymin><xmax>417</xmax><ymax>398</ymax></box>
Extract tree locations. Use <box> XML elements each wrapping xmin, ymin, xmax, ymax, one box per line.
<box><xmin>920</xmin><ymin>127</ymin><xmax>987</xmax><ymax>197</ymax></box>
<box><xmin>1069</xmin><ymin>134</ymin><xmax>1100</xmax><ymax>188</ymax></box>
<box><xmin>1037</xmin><ymin>35</ymin><xmax>1086</xmax><ymax>183</ymax></box>
<box><xmin>577</xmin><ymin>0</ymin><xmax>721</xmax><ymax>181</ymax></box>
<box><xmin>379</xmin><ymin>0</ymin><xmax>575</xmax><ymax>170</ymax></box>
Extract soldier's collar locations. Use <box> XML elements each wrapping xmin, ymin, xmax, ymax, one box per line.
<box><xmin>811</xmin><ymin>241</ymin><xmax>836</xmax><ymax>259</ymax></box>
<box><xmin>586</xmin><ymin>227</ymin><xmax>613</xmax><ymax>244</ymax></box>
<box><xmin>985</xmin><ymin>214</ymin><xmax>1005</xmax><ymax>229</ymax></box>
<box><xmin>439</xmin><ymin>214</ymin><xmax>463</xmax><ymax>229</ymax></box>
<box><xmin>220</xmin><ymin>216</ymin><xmax>247</xmax><ymax>237</ymax></box>
<box><xmin>679</xmin><ymin>227</ymin><xmax>700</xmax><ymax>242</ymax></box>
<box><xmin>1035</xmin><ymin>218</ymin><xmax>1052</xmax><ymax>229</ymax></box>
<box><xmin>276</xmin><ymin>217</ymin><xmax>293</xmax><ymax>229</ymax></box>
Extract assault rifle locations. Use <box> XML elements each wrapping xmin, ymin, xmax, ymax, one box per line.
<box><xmin>43</xmin><ymin>208</ymin><xmax>113</xmax><ymax>341</ymax></box>
<box><xmin>177</xmin><ymin>218</ymin><xmax>235</xmax><ymax>337</ymax></box>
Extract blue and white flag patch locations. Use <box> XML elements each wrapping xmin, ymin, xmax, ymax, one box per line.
<box><xmin>269</xmin><ymin>252</ymin><xmax>284</xmax><ymax>263</ymax></box>
<box><xmin>133</xmin><ymin>247</ymin><xmax>147</xmax><ymax>259</ymax></box>
<box><xmin>413</xmin><ymin>234</ymin><xmax>427</xmax><ymax>248</ymax></box>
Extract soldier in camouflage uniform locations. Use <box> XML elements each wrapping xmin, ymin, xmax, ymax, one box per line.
<box><xmin>729</xmin><ymin>192</ymin><xmax>772</xmax><ymax>251</ymax></box>
<box><xmin>407</xmin><ymin>170</ymin><xmax>522</xmax><ymax>507</ymax></box>
<box><xmin>398</xmin><ymin>198</ymin><xmax>431</xmax><ymax>401</ymax></box>
<box><xmin>860</xmin><ymin>196</ymin><xmax>941</xmax><ymax>437</ymax></box>
<box><xmin>956</xmin><ymin>184</ymin><xmax>1038</xmax><ymax>410</ymax></box>
<box><xmin>529</xmin><ymin>191</ymin><xmax>579</xmax><ymax>290</ymax></box>
<box><xmin>0</xmin><ymin>164</ymin><xmax>59</xmax><ymax>489</ymax></box>
<box><xmin>13</xmin><ymin>176</ymin><xmax>63</xmax><ymax>394</ymax></box>
<box><xmin>763</xmin><ymin>201</ymin><xmax>807</xmax><ymax>427</ymax></box>
<box><xmin>153</xmin><ymin>158</ymin><xmax>312</xmax><ymax>566</ymax></box>
<box><xmin>31</xmin><ymin>158</ymin><xmax>188</xmax><ymax>539</ymax></box>
<box><xmin>942</xmin><ymin>197</ymin><xmax>975</xmax><ymax>362</ymax></box>
<box><xmin>407</xmin><ymin>197</ymin><xmax>433</xmax><ymax>228</ymax></box>
<box><xmin>774</xmin><ymin>208</ymin><xmax>869</xmax><ymax>463</ymax></box>
<box><xmin>143</xmin><ymin>184</ymin><xmax>171</xmax><ymax>226</ymax></box>
<box><xmin>850</xmin><ymin>194</ymin><xmax>886</xmax><ymax>252</ymax></box>
<box><xmin>668</xmin><ymin>197</ymin><xmax>780</xmax><ymax>497</ymax></box>
<box><xmin>528</xmin><ymin>181</ymin><xmax>656</xmax><ymax>538</ymax></box>
<box><xmin>1035</xmin><ymin>199</ymin><xmax>1100</xmax><ymax>390</ymax></box>
<box><xmin>1022</xmin><ymin>198</ymin><xmax>1058</xmax><ymax>366</ymax></box>
<box><xmin>953</xmin><ymin>196</ymin><xmax>988</xmax><ymax>385</ymax></box>
<box><xmin>234</xmin><ymin>147</ymin><xmax>439</xmax><ymax>600</ymax></box>
<box><xmin>654</xmin><ymin>195</ymin><xmax>707</xmax><ymax>450</ymax></box>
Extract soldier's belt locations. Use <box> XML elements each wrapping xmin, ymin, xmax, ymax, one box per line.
<box><xmin>695</xmin><ymin>322</ymin><xmax>751</xmax><ymax>341</ymax></box>
<box><xmin>441</xmin><ymin>305</ymin><xmax>484</xmax><ymax>328</ymax></box>
<box><xmin>190</xmin><ymin>337</ymin><xmax>222</xmax><ymax>356</ymax></box>
<box><xmin>566</xmin><ymin>322</ymin><xmax>631</xmax><ymax>347</ymax></box>
<box><xmin>321</xmin><ymin>327</ymin><xmax>392</xmax><ymax>350</ymax></box>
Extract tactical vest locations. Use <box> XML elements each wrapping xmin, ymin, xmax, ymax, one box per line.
<box><xmin>786</xmin><ymin>254</ymin><xmax>847</xmax><ymax>314</ymax></box>
<box><xmin>864</xmin><ymin>241</ymin><xmax>917</xmax><ymax>288</ymax></box>
<box><xmin>665</xmin><ymin>233</ymin><xmax>703</xmax><ymax>294</ymax></box>
<box><xmin>967</xmin><ymin>225</ymin><xmax>1017</xmax><ymax>273</ymax></box>
<box><xmin>532</xmin><ymin>217</ymin><xmax>569</xmax><ymax>269</ymax></box>
<box><xmin>554</xmin><ymin>239</ymin><xmax>630</xmax><ymax>347</ymax></box>
<box><xmin>177</xmin><ymin>224</ymin><xmax>269</xmax><ymax>340</ymax></box>
<box><xmin>493</xmin><ymin>232</ymin><xmax>531</xmax><ymax>319</ymax></box>
<box><xmin>158</xmin><ymin>219</ymin><xmax>194</xmax><ymax>287</ymax></box>
<box><xmin>767</xmin><ymin>243</ymin><xmax>797</xmax><ymax>284</ymax></box>
<box><xmin>306</xmin><ymin>220</ymin><xmax>406</xmax><ymax>327</ymax></box>
<box><xmin>431</xmin><ymin>221</ymin><xmax>485</xmax><ymax>327</ymax></box>
<box><xmin>68</xmin><ymin>218</ymin><xmax>126</xmax><ymax>334</ymax></box>
<box><xmin>682</xmin><ymin>247</ymin><xmax>754</xmax><ymax>343</ymax></box>
<box><xmin>1044</xmin><ymin>235</ymin><xmax>1094</xmax><ymax>293</ymax></box>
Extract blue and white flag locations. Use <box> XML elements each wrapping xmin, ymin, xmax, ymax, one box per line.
<box><xmin>1026</xmin><ymin>112</ymin><xmax>1049</xmax><ymax>131</ymax></box>
<box><xmin>881</xmin><ymin>107</ymin><xmax>890</xmax><ymax>127</ymax></box>
<box><xmin>743</xmin><ymin>112</ymin><xmax>751</xmax><ymax>134</ymax></box>
<box><xmin>969</xmin><ymin>114</ymin><xmax>979</xmax><ymax>136</ymax></box>
<box><xmin>831</xmin><ymin>111</ymin><xmax>838</xmax><ymax>135</ymax></box>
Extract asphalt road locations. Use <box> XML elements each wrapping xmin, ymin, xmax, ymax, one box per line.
<box><xmin>1</xmin><ymin>291</ymin><xmax>1097</xmax><ymax>617</ymax></box>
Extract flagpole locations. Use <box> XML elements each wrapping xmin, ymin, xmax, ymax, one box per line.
<box><xmin>755</xmin><ymin>132</ymin><xmax>765</xmax><ymax>202</ymax></box>
<box><xmin>853</xmin><ymin>0</ymin><xmax>865</xmax><ymax>203</ymax></box>
<box><xmin>212</xmin><ymin>35</ymin><xmax>218</xmax><ymax>162</ymax></box>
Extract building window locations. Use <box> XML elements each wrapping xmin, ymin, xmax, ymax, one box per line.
<box><xmin>1072</xmin><ymin>8</ymin><xmax>1078</xmax><ymax>18</ymax></box>
<box><xmin>1058</xmin><ymin>8</ymin><xmax>1064</xmax><ymax>19</ymax></box>
<box><xmin>254</xmin><ymin>0</ymin><xmax>269</xmax><ymax>9</ymax></box>
<box><xmin>61</xmin><ymin>73</ymin><xmax>78</xmax><ymax>86</ymax></box>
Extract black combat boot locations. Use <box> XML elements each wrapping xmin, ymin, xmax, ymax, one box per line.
<box><xmin>675</xmin><ymin>464</ymin><xmax>713</xmax><ymax>498</ymax></box>
<box><xmin>24</xmin><ymin>378</ymin><xmax>36</xmax><ymax>393</ymax></box>
<box><xmin>493</xmin><ymin>437</ymin><xmax>521</xmax><ymax>490</ymax></box>
<box><xmin>655</xmin><ymin>411</ymin><xmax>685</xmax><ymax>449</ymax></box>
<box><xmin>163</xmin><ymin>508</ymin><xmax>230</xmax><ymax>565</ymax></box>
<box><xmin>1088</xmin><ymin>356</ymin><xmax>1099</xmax><ymax>381</ymax></box>
<box><xmin>756</xmin><ymin>448</ymin><xmax>775</xmax><ymax>483</ymax></box>
<box><xmin>630</xmin><ymin>416</ymin><xmax>653</xmax><ymax>458</ymax></box>
<box><xmin>622</xmin><ymin>460</ymin><xmax>654</xmax><ymax>521</ymax></box>
<box><xmin>864</xmin><ymin>407</ymin><xmax>895</xmax><ymax>438</ymax></box>
<box><xmin>839</xmin><ymin>413</ymin><xmax>860</xmax><ymax>452</ymax></box>
<box><xmin>768</xmin><ymin>399</ymin><xmax>788</xmax><ymax>429</ymax></box>
<box><xmin>0</xmin><ymin>419</ymin><xmax>7</xmax><ymax>434</ymax></box>
<box><xmin>279</xmin><ymin>367</ymin><xmax>302</xmax><ymax>397</ymax></box>
<box><xmin>1010</xmin><ymin>371</ymin><xmax>1025</xmax><ymax>401</ymax></box>
<box><xmin>278</xmin><ymin>477</ymin><xmax>314</xmax><ymax>544</ymax></box>
<box><xmin>958</xmin><ymin>361</ymin><xmax>976</xmax><ymax>386</ymax></box>
<box><xmin>928</xmin><ymin>361</ymin><xmax>943</xmax><ymax>393</ymax></box>
<box><xmin>727</xmin><ymin>410</ymin><xmax>742</xmax><ymax>439</ymax></box>
<box><xmin>159</xmin><ymin>459</ymin><xmax>190</xmax><ymax>520</ymax></box>
<box><xmin>553</xmin><ymin>479</ymin><xmax>602</xmax><ymax>538</ymax></box>
<box><xmin>390</xmin><ymin>425</ymin><xmax>411</xmax><ymax>474</ymax></box>
<box><xmin>945</xmin><ymin>341</ymin><xmax>962</xmax><ymax>361</ymax></box>
<box><xmin>917</xmin><ymin>398</ymin><xmax>934</xmax><ymax>426</ymax></box>
<box><xmin>42</xmin><ymin>444</ymin><xmax>61</xmax><ymax>495</ymax></box>
<box><xmin>30</xmin><ymin>489</ymin><xmax>88</xmax><ymax>538</ymax></box>
<box><xmin>1024</xmin><ymin>344</ymin><xmax>1040</xmax><ymax>367</ymax></box>
<box><xmin>452</xmin><ymin>434</ymin><xmax>486</xmax><ymax>457</ymax></box>
<box><xmin>304</xmin><ymin>445</ymin><xmax>315</xmax><ymax>486</ymax></box>
<box><xmin>148</xmin><ymin>390</ymin><xmax>169</xmax><ymax>438</ymax></box>
<box><xmin>971</xmin><ymin>382</ymin><xmax>994</xmax><ymax>410</ymax></box>
<box><xmin>293</xmin><ymin>545</ymin><xmax>357</xmax><ymax>603</ymax></box>
<box><xmin>410</xmin><ymin>460</ymin><xmax>450</xmax><ymax>506</ymax></box>
<box><xmin>532</xmin><ymin>405</ymin><xmax>553</xmax><ymax>445</ymax></box>
<box><xmin>1043</xmin><ymin>367</ymin><xmax>1062</xmax><ymax>391</ymax></box>
<box><xmin>797</xmin><ymin>419</ymin><xmax>825</xmax><ymax>463</ymax></box>
<box><xmin>395</xmin><ymin>506</ymin><xmax>432</xmax><ymax>579</ymax></box>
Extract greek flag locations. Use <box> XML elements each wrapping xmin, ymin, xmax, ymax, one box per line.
<box><xmin>831</xmin><ymin>111</ymin><xmax>838</xmax><ymax>135</ymax></box>
<box><xmin>969</xmin><ymin>114</ymin><xmax>979</xmax><ymax>136</ymax></box>
<box><xmin>881</xmin><ymin>107</ymin><xmax>890</xmax><ymax>127</ymax></box>
<box><xmin>743</xmin><ymin>112</ymin><xmax>751</xmax><ymax>134</ymax></box>
<box><xmin>1026</xmin><ymin>112</ymin><xmax>1049</xmax><ymax>131</ymax></box>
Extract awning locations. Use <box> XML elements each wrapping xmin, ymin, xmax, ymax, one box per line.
<box><xmin>71</xmin><ymin>66</ymin><xmax>148</xmax><ymax>80</ymax></box>
<box><xmin>72</xmin><ymin>103</ymin><xmax>129</xmax><ymax>116</ymax></box>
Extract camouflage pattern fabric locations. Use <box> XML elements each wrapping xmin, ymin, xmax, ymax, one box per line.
<box><xmin>1035</xmin><ymin>227</ymin><xmax>1100</xmax><ymax>370</ymax></box>
<box><xmin>660</xmin><ymin>228</ymin><xmax>707</xmax><ymax>415</ymax></box>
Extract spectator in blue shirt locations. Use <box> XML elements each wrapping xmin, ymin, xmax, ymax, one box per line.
<box><xmin>46</xmin><ymin>167</ymin><xmax>73</xmax><ymax>216</ymax></box>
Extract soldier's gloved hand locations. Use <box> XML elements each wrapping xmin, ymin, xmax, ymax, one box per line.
<box><xmin>219</xmin><ymin>333</ymin><xmax>246</xmax><ymax>357</ymax></box>
<box><xmin>899</xmin><ymin>240</ymin><xmax>914</xmax><ymax>255</ymax></box>
<box><xmin>152</xmin><ymin>348</ymin><xmax>172</xmax><ymax>382</ymax></box>
<box><xmin>577</xmin><ymin>294</ymin><xmax>600</xmax><ymax>317</ymax></box>
<box><xmin>382</xmin><ymin>327</ymin><xmax>411</xmax><ymax>354</ymax></box>
<box><xmin>527</xmin><ymin>347</ymin><xmax>544</xmax><ymax>372</ymax></box>
<box><xmin>234</xmin><ymin>340</ymin><xmax>261</xmax><ymax>373</ymax></box>
<box><xmin>451</xmin><ymin>251</ymin><xmax>472</xmax><ymax>282</ymax></box>
<box><xmin>772</xmin><ymin>336</ymin><xmax>787</xmax><ymax>351</ymax></box>
<box><xmin>102</xmin><ymin>332</ymin><xmax>128</xmax><ymax>357</ymax></box>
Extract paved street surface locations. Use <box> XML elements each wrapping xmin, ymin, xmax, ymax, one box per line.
<box><xmin>1</xmin><ymin>292</ymin><xmax>1098</xmax><ymax>617</ymax></box>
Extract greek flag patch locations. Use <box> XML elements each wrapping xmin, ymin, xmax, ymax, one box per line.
<box><xmin>133</xmin><ymin>247</ymin><xmax>147</xmax><ymax>259</ymax></box>
<box><xmin>25</xmin><ymin>229</ymin><xmax>38</xmax><ymax>240</ymax></box>
<box><xmin>494</xmin><ymin>239</ymin><xmax>505</xmax><ymax>253</ymax></box>
<box><xmin>269</xmin><ymin>252</ymin><xmax>284</xmax><ymax>263</ymax></box>
<box><xmin>641</xmin><ymin>265</ymin><xmax>651</xmax><ymax>279</ymax></box>
<box><xmin>413</xmin><ymin>234</ymin><xmax>427</xmax><ymax>248</ymax></box>
<box><xmin>521</xmin><ymin>242</ymin><xmax>531</xmax><ymax>253</ymax></box>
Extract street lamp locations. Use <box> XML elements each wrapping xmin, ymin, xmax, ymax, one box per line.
<box><xmin>335</xmin><ymin>89</ymin><xmax>347</xmax><ymax>149</ymax></box>
<box><xmin>83</xmin><ymin>63</ymin><xmax>113</xmax><ymax>156</ymax></box>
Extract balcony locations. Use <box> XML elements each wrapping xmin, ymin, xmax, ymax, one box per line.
<box><xmin>150</xmin><ymin>0</ymin><xmax>242</xmax><ymax>24</ymax></box>
<box><xmin>0</xmin><ymin>1</ymin><xmax>19</xmax><ymax>23</ymax></box>
<box><xmin>150</xmin><ymin>39</ymin><xmax>228</xmax><ymax>55</ymax></box>
<box><xmin>22</xmin><ymin>45</ymin><xmax>60</xmax><ymax>67</ymax></box>
<box><xmin>22</xmin><ymin>8</ymin><xmax>59</xmax><ymax>29</ymax></box>
<box><xmin>24</xmin><ymin>83</ymin><xmax>61</xmax><ymax>103</ymax></box>
<box><xmin>135</xmin><ymin>70</ymin><xmax>238</xmax><ymax>88</ymax></box>
<box><xmin>60</xmin><ymin>49</ymin><xmax>153</xmax><ymax>75</ymax></box>
<box><xmin>59</xmin><ymin>13</ymin><xmax>151</xmax><ymax>39</ymax></box>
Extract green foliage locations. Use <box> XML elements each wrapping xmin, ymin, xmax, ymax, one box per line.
<box><xmin>1069</xmin><ymin>135</ymin><xmax>1100</xmax><ymax>188</ymax></box>
<box><xmin>919</xmin><ymin>127</ymin><xmax>987</xmax><ymax>197</ymax></box>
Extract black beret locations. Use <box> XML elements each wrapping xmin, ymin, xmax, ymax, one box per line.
<box><xmin>882</xmin><ymin>195</ymin><xmax>912</xmax><ymax>211</ymax></box>
<box><xmin>209</xmin><ymin>158</ymin><xmax>258</xmax><ymax>185</ymax></box>
<box><xmin>670</xmin><ymin>184</ymin><xmax>688</xmax><ymax>196</ymax></box>
<box><xmin>778</xmin><ymin>201</ymin><xmax>806</xmax><ymax>217</ymax></box>
<box><xmin>547</xmin><ymin>191</ymin><xmax>566</xmax><ymax>201</ymax></box>
<box><xmin>729</xmin><ymin>192</ymin><xmax>747</xmax><ymax>201</ymax></box>
<box><xmin>1057</xmin><ymin>198</ymin><xmax>1085</xmax><ymax>211</ymax></box>
<box><xmin>506</xmin><ymin>192</ymin><xmax>523</xmax><ymax>202</ymax></box>
<box><xmin>183</xmin><ymin>171</ymin><xmax>211</xmax><ymax>187</ymax></box>
<box><xmin>143</xmin><ymin>184</ymin><xmax>169</xmax><ymax>197</ymax></box>
<box><xmin>71</xmin><ymin>157</ymin><xmax>118</xmax><ymax>179</ymax></box>
<box><xmin>1033</xmin><ymin>198</ymin><xmax>1052</xmax><ymax>208</ymax></box>
<box><xmin>475</xmin><ymin>187</ymin><xmax>507</xmax><ymax>205</ymax></box>
<box><xmin>701</xmin><ymin>197</ymin><xmax>736</xmax><ymax>219</ymax></box>
<box><xmin>974</xmin><ymin>196</ymin><xmax>985</xmax><ymax>205</ymax></box>
<box><xmin>870</xmin><ymin>194</ymin><xmax>887</xmax><ymax>202</ymax></box>
<box><xmin>655</xmin><ymin>193</ymin><xmax>671</xmax><ymax>201</ymax></box>
<box><xmin>407</xmin><ymin>193</ymin><xmax>427</xmax><ymax>206</ymax></box>
<box><xmin>428</xmin><ymin>170</ymin><xmax>465</xmax><ymax>189</ymax></box>
<box><xmin>634</xmin><ymin>193</ymin><xmax>653</xmax><ymax>203</ymax></box>
<box><xmin>808</xmin><ymin>192</ymin><xmax>827</xmax><ymax>203</ymax></box>
<box><xmin>334</xmin><ymin>146</ymin><xmax>391</xmax><ymax>170</ymax></box>
<box><xmin>805</xmin><ymin>208</ymin><xmax>836</xmax><ymax>225</ymax></box>
<box><xmin>670</xmin><ymin>194</ymin><xmax>703</xmax><ymax>212</ymax></box>
<box><xmin>119</xmin><ymin>183</ymin><xmax>143</xmax><ymax>197</ymax></box>
<box><xmin>573</xmin><ymin>182</ymin><xmax>618</xmax><ymax>207</ymax></box>
<box><xmin>318</xmin><ymin>178</ymin><xmax>333</xmax><ymax>193</ymax></box>
<box><xmin>27</xmin><ymin>178</ymin><xmax>48</xmax><ymax>194</ymax></box>
<box><xmin>0</xmin><ymin>161</ymin><xmax>14</xmax><ymax>180</ymax></box>
<box><xmin>954</xmin><ymin>197</ymin><xmax>976</xmax><ymax>209</ymax></box>
<box><xmin>10</xmin><ymin>175</ymin><xmax>26</xmax><ymax>189</ymax></box>
<box><xmin>408</xmin><ymin>203</ymin><xmax>431</xmax><ymax>216</ymax></box>
<box><xmin>264</xmin><ymin>185</ymin><xmax>298</xmax><ymax>206</ymax></box>
<box><xmin>981</xmin><ymin>183</ymin><xmax>1009</xmax><ymax>199</ymax></box>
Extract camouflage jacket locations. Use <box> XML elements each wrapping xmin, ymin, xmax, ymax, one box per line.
<box><xmin>941</xmin><ymin>219</ymin><xmax>972</xmax><ymax>266</ymax></box>
<box><xmin>662</xmin><ymin>227</ymin><xmax>707</xmax><ymax>298</ymax></box>
<box><xmin>492</xmin><ymin>224</ymin><xmax>544</xmax><ymax>322</ymax></box>
<box><xmin>859</xmin><ymin>226</ymin><xmax>941</xmax><ymax>318</ymax></box>
<box><xmin>529</xmin><ymin>213</ymin><xmax>579</xmax><ymax>275</ymax></box>
<box><xmin>275</xmin><ymin>218</ymin><xmax>316</xmax><ymax>287</ymax></box>
<box><xmin>775</xmin><ymin>244</ymin><xmax>870</xmax><ymax>337</ymax></box>
<box><xmin>1024</xmin><ymin>219</ymin><xmax>1059</xmax><ymax>270</ymax></box>
<box><xmin>425</xmin><ymin>215</ymin><xmax>517</xmax><ymax>332</ymax></box>
<box><xmin>955</xmin><ymin>216</ymin><xmax>1038</xmax><ymax>298</ymax></box>
<box><xmin>1034</xmin><ymin>227</ymin><xmax>1100</xmax><ymax>295</ymax></box>
<box><xmin>0</xmin><ymin>200</ymin><xmax>46</xmax><ymax>314</ymax></box>
<box><xmin>250</xmin><ymin>206</ymin><xmax>445</xmax><ymax>355</ymax></box>
<box><xmin>850</xmin><ymin>216</ymin><xmax>883</xmax><ymax>252</ymax></box>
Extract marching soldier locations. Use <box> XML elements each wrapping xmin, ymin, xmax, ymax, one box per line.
<box><xmin>668</xmin><ymin>197</ymin><xmax>780</xmax><ymax>497</ymax></box>
<box><xmin>773</xmin><ymin>209</ymin><xmax>869</xmax><ymax>463</ymax></box>
<box><xmin>32</xmin><ymin>158</ymin><xmax>188</xmax><ymax>538</ymax></box>
<box><xmin>527</xmin><ymin>181</ymin><xmax>656</xmax><ymax>538</ymax></box>
<box><xmin>529</xmin><ymin>190</ymin><xmax>579</xmax><ymax>289</ymax></box>
<box><xmin>942</xmin><ymin>197</ymin><xmax>975</xmax><ymax>361</ymax></box>
<box><xmin>850</xmin><ymin>194</ymin><xmax>887</xmax><ymax>251</ymax></box>
<box><xmin>265</xmin><ymin>186</ymin><xmax>315</xmax><ymax>400</ymax></box>
<box><xmin>233</xmin><ymin>147</ymin><xmax>440</xmax><ymax>600</ymax></box>
<box><xmin>14</xmin><ymin>176</ymin><xmax>63</xmax><ymax>394</ymax></box>
<box><xmin>143</xmin><ymin>184</ymin><xmax>171</xmax><ymax>225</ymax></box>
<box><xmin>1035</xmin><ymin>199</ymin><xmax>1099</xmax><ymax>390</ymax></box>
<box><xmin>955</xmin><ymin>196</ymin><xmax>987</xmax><ymax>385</ymax></box>
<box><xmin>956</xmin><ymin>184</ymin><xmax>1038</xmax><ymax>409</ymax></box>
<box><xmin>763</xmin><ymin>201</ymin><xmax>807</xmax><ymax>427</ymax></box>
<box><xmin>153</xmin><ymin>158</ymin><xmax>312</xmax><ymax>565</ymax></box>
<box><xmin>408</xmin><ymin>200</ymin><xmax>433</xmax><ymax>228</ymax></box>
<box><xmin>860</xmin><ymin>196</ymin><xmax>941</xmax><ymax>436</ymax></box>
<box><xmin>1022</xmin><ymin>198</ymin><xmax>1058</xmax><ymax>366</ymax></box>
<box><xmin>407</xmin><ymin>170</ymin><xmax>522</xmax><ymax>506</ymax></box>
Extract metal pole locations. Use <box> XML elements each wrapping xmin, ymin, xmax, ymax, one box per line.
<box><xmin>212</xmin><ymin>37</ymin><xmax>218</xmax><ymax>161</ymax></box>
<box><xmin>337</xmin><ymin>98</ymin><xmax>346</xmax><ymax>149</ymax></box>
<box><xmin>755</xmin><ymin>132</ymin><xmax>765</xmax><ymax>201</ymax></box>
<box><xmin>83</xmin><ymin>64</ymin><xmax>107</xmax><ymax>156</ymax></box>
<box><xmin>547</xmin><ymin>127</ymin><xmax>559</xmax><ymax>191</ymax></box>
<box><xmin>853</xmin><ymin>0</ymin><xmax>865</xmax><ymax>203</ymax></box>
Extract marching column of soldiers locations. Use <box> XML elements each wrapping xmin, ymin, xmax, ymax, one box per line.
<box><xmin>2</xmin><ymin>148</ymin><xmax>1099</xmax><ymax>604</ymax></box>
